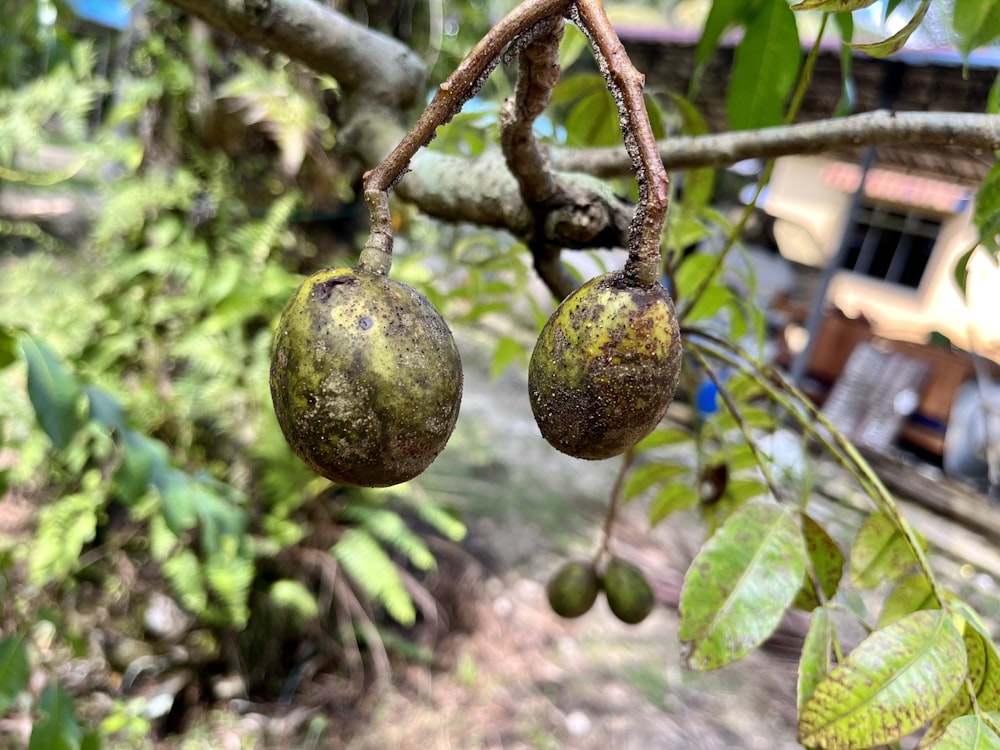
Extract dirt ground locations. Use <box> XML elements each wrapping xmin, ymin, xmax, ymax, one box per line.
<box><xmin>334</xmin><ymin>329</ymin><xmax>807</xmax><ymax>750</ymax></box>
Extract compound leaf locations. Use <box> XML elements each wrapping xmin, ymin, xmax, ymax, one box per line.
<box><xmin>798</xmin><ymin>610</ymin><xmax>966</xmax><ymax>749</ymax></box>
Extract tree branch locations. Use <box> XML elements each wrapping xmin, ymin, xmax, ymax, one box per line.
<box><xmin>499</xmin><ymin>15</ymin><xmax>578</xmax><ymax>300</ymax></box>
<box><xmin>165</xmin><ymin>0</ymin><xmax>426</xmax><ymax>111</ymax></box>
<box><xmin>552</xmin><ymin>110</ymin><xmax>1000</xmax><ymax>177</ymax></box>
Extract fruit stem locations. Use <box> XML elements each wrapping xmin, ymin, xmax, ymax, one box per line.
<box><xmin>595</xmin><ymin>447</ymin><xmax>635</xmax><ymax>566</ymax></box>
<box><xmin>359</xmin><ymin>187</ymin><xmax>393</xmax><ymax>275</ymax></box>
<box><xmin>570</xmin><ymin>0</ymin><xmax>669</xmax><ymax>289</ymax></box>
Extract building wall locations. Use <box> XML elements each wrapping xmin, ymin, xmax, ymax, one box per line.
<box><xmin>764</xmin><ymin>155</ymin><xmax>1000</xmax><ymax>359</ymax></box>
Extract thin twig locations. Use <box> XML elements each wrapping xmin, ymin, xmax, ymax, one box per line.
<box><xmin>359</xmin><ymin>0</ymin><xmax>572</xmax><ymax>273</ymax></box>
<box><xmin>499</xmin><ymin>15</ymin><xmax>565</xmax><ymax>207</ymax></box>
<box><xmin>498</xmin><ymin>14</ymin><xmax>578</xmax><ymax>300</ymax></box>
<box><xmin>569</xmin><ymin>0</ymin><xmax>668</xmax><ymax>288</ymax></box>
<box><xmin>595</xmin><ymin>448</ymin><xmax>635</xmax><ymax>565</ymax></box>
<box><xmin>684</xmin><ymin>327</ymin><xmax>951</xmax><ymax>609</ymax></box>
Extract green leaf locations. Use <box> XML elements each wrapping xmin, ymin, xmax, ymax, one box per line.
<box><xmin>953</xmin><ymin>0</ymin><xmax>1000</xmax><ymax>58</ymax></box>
<box><xmin>269</xmin><ymin>579</ymin><xmax>319</xmax><ymax>621</ymax></box>
<box><xmin>113</xmin><ymin>429</ymin><xmax>166</xmax><ymax>503</ymax></box>
<box><xmin>696</xmin><ymin>0</ymin><xmax>761</xmax><ymax>68</ymax></box>
<box><xmin>564</xmin><ymin>90</ymin><xmax>620</xmax><ymax>147</ymax></box>
<box><xmin>790</xmin><ymin>0</ymin><xmax>878</xmax><ymax>10</ymax></box>
<box><xmin>674</xmin><ymin>252</ymin><xmax>722</xmax><ymax>303</ymax></box>
<box><xmin>161</xmin><ymin>549</ymin><xmax>208</xmax><ymax>612</ymax></box>
<box><xmin>685</xmin><ymin>284</ymin><xmax>736</xmax><ymax>323</ymax></box>
<box><xmin>798</xmin><ymin>610</ymin><xmax>966</xmax><ymax>750</ymax></box>
<box><xmin>416</xmin><ymin>501</ymin><xmax>466</xmax><ymax>543</ymax></box>
<box><xmin>29</xmin><ymin>492</ymin><xmax>99</xmax><ymax>586</ymax></box>
<box><xmin>634</xmin><ymin>427</ymin><xmax>692</xmax><ymax>452</ymax></box>
<box><xmin>550</xmin><ymin>73</ymin><xmax>606</xmax><ymax>107</ymax></box>
<box><xmin>203</xmin><ymin>546</ymin><xmax>253</xmax><ymax>628</ymax></box>
<box><xmin>953</xmin><ymin>247</ymin><xmax>976</xmax><ymax>301</ymax></box>
<box><xmin>974</xmin><ymin>163</ymin><xmax>1000</xmax><ymax>254</ymax></box>
<box><xmin>834</xmin><ymin>12</ymin><xmax>856</xmax><ymax>115</ymax></box>
<box><xmin>877</xmin><ymin>574</ymin><xmax>938</xmax><ymax>628</ymax></box>
<box><xmin>84</xmin><ymin>386</ymin><xmax>125</xmax><ymax>433</ymax></box>
<box><xmin>727</xmin><ymin>0</ymin><xmax>801</xmax><ymax>131</ymax></box>
<box><xmin>30</xmin><ymin>684</ymin><xmax>83</xmax><ymax>750</ymax></box>
<box><xmin>155</xmin><ymin>469</ymin><xmax>199</xmax><ymax>537</ymax></box>
<box><xmin>333</xmin><ymin>529</ymin><xmax>415</xmax><ymax>626</ymax></box>
<box><xmin>849</xmin><ymin>511</ymin><xmax>922</xmax><ymax>589</ymax></box>
<box><xmin>649</xmin><ymin>483</ymin><xmax>700</xmax><ymax>525</ymax></box>
<box><xmin>624</xmin><ymin>463</ymin><xmax>690</xmax><ymax>501</ymax></box>
<box><xmin>341</xmin><ymin>504</ymin><xmax>436</xmax><ymax>572</ymax></box>
<box><xmin>0</xmin><ymin>635</ymin><xmax>29</xmax><ymax>715</ymax></box>
<box><xmin>798</xmin><ymin>607</ymin><xmax>834</xmax><ymax>714</ymax></box>
<box><xmin>491</xmin><ymin>336</ymin><xmax>526</xmax><ymax>380</ymax></box>
<box><xmin>793</xmin><ymin>514</ymin><xmax>844</xmax><ymax>611</ymax></box>
<box><xmin>558</xmin><ymin>24</ymin><xmax>590</xmax><ymax>71</ymax></box>
<box><xmin>20</xmin><ymin>334</ymin><xmax>86</xmax><ymax>450</ymax></box>
<box><xmin>852</xmin><ymin>0</ymin><xmax>930</xmax><ymax>58</ymax></box>
<box><xmin>929</xmin><ymin>715</ymin><xmax>1000</xmax><ymax>750</ymax></box>
<box><xmin>0</xmin><ymin>327</ymin><xmax>18</xmax><ymax>370</ymax></box>
<box><xmin>679</xmin><ymin>499</ymin><xmax>807</xmax><ymax>669</ymax></box>
<box><xmin>921</xmin><ymin>626</ymin><xmax>1000</xmax><ymax>746</ymax></box>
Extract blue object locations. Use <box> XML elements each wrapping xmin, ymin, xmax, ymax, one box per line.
<box><xmin>695</xmin><ymin>380</ymin><xmax>719</xmax><ymax>418</ymax></box>
<box><xmin>65</xmin><ymin>0</ymin><xmax>132</xmax><ymax>31</ymax></box>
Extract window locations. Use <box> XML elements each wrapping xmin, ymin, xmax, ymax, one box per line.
<box><xmin>840</xmin><ymin>203</ymin><xmax>941</xmax><ymax>289</ymax></box>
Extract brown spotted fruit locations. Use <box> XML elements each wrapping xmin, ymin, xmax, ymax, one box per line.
<box><xmin>528</xmin><ymin>270</ymin><xmax>682</xmax><ymax>460</ymax></box>
<box><xmin>269</xmin><ymin>266</ymin><xmax>462</xmax><ymax>487</ymax></box>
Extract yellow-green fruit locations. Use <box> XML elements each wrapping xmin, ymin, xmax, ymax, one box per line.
<box><xmin>603</xmin><ymin>558</ymin><xmax>654</xmax><ymax>625</ymax></box>
<box><xmin>546</xmin><ymin>560</ymin><xmax>601</xmax><ymax>619</ymax></box>
<box><xmin>528</xmin><ymin>270</ymin><xmax>682</xmax><ymax>460</ymax></box>
<box><xmin>269</xmin><ymin>266</ymin><xmax>462</xmax><ymax>487</ymax></box>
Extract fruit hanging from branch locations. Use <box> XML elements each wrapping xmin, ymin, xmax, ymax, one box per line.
<box><xmin>269</xmin><ymin>0</ymin><xmax>680</xmax><ymax>485</ymax></box>
<box><xmin>269</xmin><ymin>266</ymin><xmax>463</xmax><ymax>487</ymax></box>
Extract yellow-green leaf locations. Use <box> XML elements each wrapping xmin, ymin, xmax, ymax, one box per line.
<box><xmin>877</xmin><ymin>574</ymin><xmax>938</xmax><ymax>628</ymax></box>
<box><xmin>798</xmin><ymin>610</ymin><xmax>967</xmax><ymax>749</ymax></box>
<box><xmin>794</xmin><ymin>514</ymin><xmax>845</xmax><ymax>611</ymax></box>
<box><xmin>921</xmin><ymin>627</ymin><xmax>1000</xmax><ymax>747</ymax></box>
<box><xmin>798</xmin><ymin>607</ymin><xmax>834</xmax><ymax>713</ymax></box>
<box><xmin>852</xmin><ymin>0</ymin><xmax>929</xmax><ymax>58</ymax></box>
<box><xmin>791</xmin><ymin>0</ymin><xmax>878</xmax><ymax>11</ymax></box>
<box><xmin>679</xmin><ymin>499</ymin><xmax>807</xmax><ymax>669</ymax></box>
<box><xmin>927</xmin><ymin>714</ymin><xmax>1000</xmax><ymax>750</ymax></box>
<box><xmin>849</xmin><ymin>511</ymin><xmax>921</xmax><ymax>589</ymax></box>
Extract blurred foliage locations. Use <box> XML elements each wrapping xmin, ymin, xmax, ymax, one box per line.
<box><xmin>1</xmin><ymin>0</ymin><xmax>1000</xmax><ymax>748</ymax></box>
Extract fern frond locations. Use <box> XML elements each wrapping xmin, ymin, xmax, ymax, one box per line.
<box><xmin>92</xmin><ymin>169</ymin><xmax>201</xmax><ymax>249</ymax></box>
<box><xmin>340</xmin><ymin>504</ymin><xmax>436</xmax><ymax>572</ymax></box>
<box><xmin>204</xmin><ymin>540</ymin><xmax>254</xmax><ymax>628</ymax></box>
<box><xmin>0</xmin><ymin>220</ymin><xmax>70</xmax><ymax>253</ymax></box>
<box><xmin>332</xmin><ymin>529</ymin><xmax>416</xmax><ymax>626</ymax></box>
<box><xmin>393</xmin><ymin>482</ymin><xmax>467</xmax><ymax>542</ymax></box>
<box><xmin>29</xmin><ymin>491</ymin><xmax>99</xmax><ymax>586</ymax></box>
<box><xmin>218</xmin><ymin>56</ymin><xmax>326</xmax><ymax>175</ymax></box>
<box><xmin>222</xmin><ymin>190</ymin><xmax>299</xmax><ymax>266</ymax></box>
<box><xmin>161</xmin><ymin>548</ymin><xmax>209</xmax><ymax>613</ymax></box>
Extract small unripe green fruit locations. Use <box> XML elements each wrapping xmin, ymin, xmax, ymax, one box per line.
<box><xmin>529</xmin><ymin>270</ymin><xmax>682</xmax><ymax>460</ymax></box>
<box><xmin>546</xmin><ymin>560</ymin><xmax>601</xmax><ymax>619</ymax></box>
<box><xmin>603</xmin><ymin>557</ymin><xmax>654</xmax><ymax>625</ymax></box>
<box><xmin>270</xmin><ymin>266</ymin><xmax>462</xmax><ymax>487</ymax></box>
